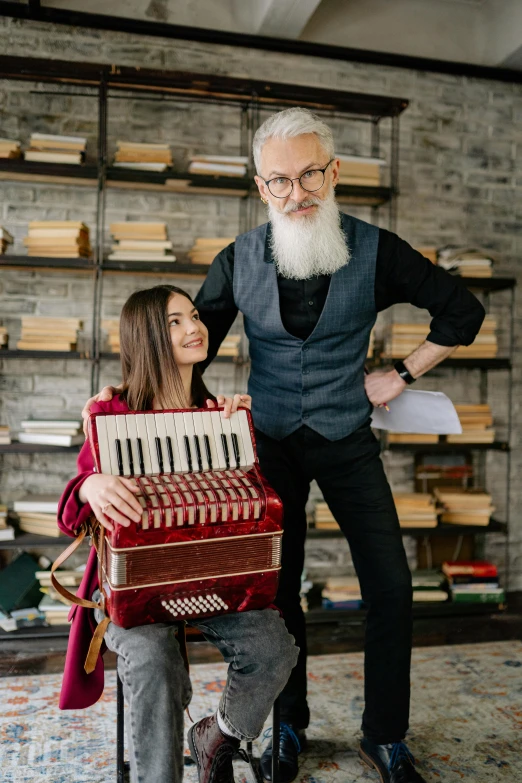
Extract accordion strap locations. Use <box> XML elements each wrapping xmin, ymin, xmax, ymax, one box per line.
<box><xmin>51</xmin><ymin>524</ymin><xmax>102</xmax><ymax>610</ymax></box>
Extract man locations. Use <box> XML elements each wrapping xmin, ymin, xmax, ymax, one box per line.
<box><xmin>84</xmin><ymin>107</ymin><xmax>484</xmax><ymax>783</ymax></box>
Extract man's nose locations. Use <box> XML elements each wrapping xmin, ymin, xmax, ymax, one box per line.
<box><xmin>292</xmin><ymin>179</ymin><xmax>309</xmax><ymax>202</ymax></box>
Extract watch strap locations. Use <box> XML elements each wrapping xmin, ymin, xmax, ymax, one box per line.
<box><xmin>394</xmin><ymin>360</ymin><xmax>416</xmax><ymax>385</ymax></box>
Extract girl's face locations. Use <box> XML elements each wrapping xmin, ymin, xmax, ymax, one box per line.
<box><xmin>167</xmin><ymin>293</ymin><xmax>208</xmax><ymax>366</ymax></box>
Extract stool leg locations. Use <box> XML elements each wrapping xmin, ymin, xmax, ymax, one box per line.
<box><xmin>271</xmin><ymin>698</ymin><xmax>280</xmax><ymax>783</ymax></box>
<box><xmin>116</xmin><ymin>673</ymin><xmax>125</xmax><ymax>783</ymax></box>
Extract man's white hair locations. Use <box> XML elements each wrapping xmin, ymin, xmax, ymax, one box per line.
<box><xmin>253</xmin><ymin>107</ymin><xmax>335</xmax><ymax>175</ymax></box>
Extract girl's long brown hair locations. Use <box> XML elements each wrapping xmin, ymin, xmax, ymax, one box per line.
<box><xmin>119</xmin><ymin>285</ymin><xmax>215</xmax><ymax>411</ymax></box>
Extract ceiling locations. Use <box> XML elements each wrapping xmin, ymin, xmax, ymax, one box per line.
<box><xmin>7</xmin><ymin>0</ymin><xmax>522</xmax><ymax>71</ymax></box>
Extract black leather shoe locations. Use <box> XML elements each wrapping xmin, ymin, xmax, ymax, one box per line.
<box><xmin>359</xmin><ymin>738</ymin><xmax>428</xmax><ymax>783</ymax></box>
<box><xmin>259</xmin><ymin>723</ymin><xmax>306</xmax><ymax>782</ymax></box>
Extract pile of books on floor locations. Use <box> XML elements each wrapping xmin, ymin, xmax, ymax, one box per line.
<box><xmin>313</xmin><ymin>501</ymin><xmax>337</xmax><ymax>530</ymax></box>
<box><xmin>433</xmin><ymin>487</ymin><xmax>494</xmax><ymax>527</ymax></box>
<box><xmin>337</xmin><ymin>155</ymin><xmax>384</xmax><ymax>186</ymax></box>
<box><xmin>24</xmin><ymin>133</ymin><xmax>87</xmax><ymax>165</ymax></box>
<box><xmin>108</xmin><ymin>222</ymin><xmax>175</xmax><ymax>262</ymax></box>
<box><xmin>0</xmin><ymin>137</ymin><xmax>22</xmax><ymax>158</ymax></box>
<box><xmin>188</xmin><ymin>154</ymin><xmax>248</xmax><ymax>177</ymax></box>
<box><xmin>447</xmin><ymin>404</ymin><xmax>495</xmax><ymax>443</ymax></box>
<box><xmin>437</xmin><ymin>246</ymin><xmax>495</xmax><ymax>278</ymax></box>
<box><xmin>102</xmin><ymin>319</ymin><xmax>120</xmax><ymax>353</ymax></box>
<box><xmin>187</xmin><ymin>237</ymin><xmax>234</xmax><ymax>265</ymax></box>
<box><xmin>383</xmin><ymin>316</ymin><xmax>498</xmax><ymax>359</ymax></box>
<box><xmin>322</xmin><ymin>576</ymin><xmax>362</xmax><ymax>610</ymax></box>
<box><xmin>0</xmin><ymin>425</ymin><xmax>11</xmax><ymax>444</ymax></box>
<box><xmin>13</xmin><ymin>494</ymin><xmax>62</xmax><ymax>537</ymax></box>
<box><xmin>415</xmin><ymin>247</ymin><xmax>438</xmax><ymax>264</ymax></box>
<box><xmin>36</xmin><ymin>568</ymin><xmax>83</xmax><ymax>625</ymax></box>
<box><xmin>0</xmin><ymin>552</ymin><xmax>46</xmax><ymax>632</ymax></box>
<box><xmin>23</xmin><ymin>220</ymin><xmax>92</xmax><ymax>258</ymax></box>
<box><xmin>113</xmin><ymin>140</ymin><xmax>172</xmax><ymax>172</ymax></box>
<box><xmin>17</xmin><ymin>316</ymin><xmax>83</xmax><ymax>352</ymax></box>
<box><xmin>393</xmin><ymin>493</ymin><xmax>438</xmax><ymax>528</ymax></box>
<box><xmin>17</xmin><ymin>419</ymin><xmax>84</xmax><ymax>447</ymax></box>
<box><xmin>217</xmin><ymin>334</ymin><xmax>241</xmax><ymax>359</ymax></box>
<box><xmin>454</xmin><ymin>315</ymin><xmax>498</xmax><ymax>359</ymax></box>
<box><xmin>0</xmin><ymin>504</ymin><xmax>15</xmax><ymax>541</ymax></box>
<box><xmin>0</xmin><ymin>324</ymin><xmax>7</xmax><ymax>348</ymax></box>
<box><xmin>0</xmin><ymin>226</ymin><xmax>14</xmax><ymax>254</ymax></box>
<box><xmin>412</xmin><ymin>570</ymin><xmax>448</xmax><ymax>602</ymax></box>
<box><xmin>442</xmin><ymin>560</ymin><xmax>504</xmax><ymax>604</ymax></box>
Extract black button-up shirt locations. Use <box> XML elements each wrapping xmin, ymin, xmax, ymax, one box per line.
<box><xmin>195</xmin><ymin>225</ymin><xmax>486</xmax><ymax>366</ymax></box>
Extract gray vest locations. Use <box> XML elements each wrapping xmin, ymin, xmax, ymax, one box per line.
<box><xmin>234</xmin><ymin>213</ymin><xmax>378</xmax><ymax>441</ymax></box>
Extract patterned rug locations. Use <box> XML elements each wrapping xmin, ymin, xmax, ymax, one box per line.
<box><xmin>1</xmin><ymin>641</ymin><xmax>521</xmax><ymax>782</ymax></box>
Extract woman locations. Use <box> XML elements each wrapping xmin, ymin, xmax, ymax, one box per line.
<box><xmin>57</xmin><ymin>284</ymin><xmax>298</xmax><ymax>783</ymax></box>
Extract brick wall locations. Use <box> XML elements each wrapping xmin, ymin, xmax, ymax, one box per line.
<box><xmin>1</xmin><ymin>17</ymin><xmax>521</xmax><ymax>586</ymax></box>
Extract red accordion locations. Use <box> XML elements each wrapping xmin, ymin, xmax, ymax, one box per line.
<box><xmin>87</xmin><ymin>406</ymin><xmax>283</xmax><ymax>629</ymax></box>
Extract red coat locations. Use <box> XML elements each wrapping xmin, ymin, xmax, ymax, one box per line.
<box><xmin>57</xmin><ymin>394</ymin><xmax>131</xmax><ymax>709</ymax></box>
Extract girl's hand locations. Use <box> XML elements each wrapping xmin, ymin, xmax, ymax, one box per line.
<box><xmin>78</xmin><ymin>473</ymin><xmax>142</xmax><ymax>532</ymax></box>
<box><xmin>207</xmin><ymin>394</ymin><xmax>252</xmax><ymax>418</ymax></box>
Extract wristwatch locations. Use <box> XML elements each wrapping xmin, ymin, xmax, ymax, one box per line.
<box><xmin>394</xmin><ymin>360</ymin><xmax>416</xmax><ymax>385</ymax></box>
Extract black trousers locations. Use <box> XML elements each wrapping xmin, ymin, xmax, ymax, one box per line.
<box><xmin>255</xmin><ymin>423</ymin><xmax>413</xmax><ymax>744</ymax></box>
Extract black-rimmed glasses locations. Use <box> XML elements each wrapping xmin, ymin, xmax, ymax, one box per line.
<box><xmin>262</xmin><ymin>158</ymin><xmax>335</xmax><ymax>198</ymax></box>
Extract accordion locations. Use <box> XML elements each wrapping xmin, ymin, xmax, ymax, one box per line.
<box><xmin>86</xmin><ymin>406</ymin><xmax>283</xmax><ymax>629</ymax></box>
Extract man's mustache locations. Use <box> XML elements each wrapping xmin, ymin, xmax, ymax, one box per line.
<box><xmin>282</xmin><ymin>197</ymin><xmax>321</xmax><ymax>214</ymax></box>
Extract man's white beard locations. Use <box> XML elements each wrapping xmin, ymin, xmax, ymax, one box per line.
<box><xmin>268</xmin><ymin>188</ymin><xmax>350</xmax><ymax>280</ymax></box>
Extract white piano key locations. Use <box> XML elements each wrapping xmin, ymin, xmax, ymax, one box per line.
<box><xmin>115</xmin><ymin>416</ymin><xmax>131</xmax><ymax>477</ymax></box>
<box><xmin>95</xmin><ymin>415</ymin><xmax>112</xmax><ymax>475</ymax></box>
<box><xmin>182</xmin><ymin>412</ymin><xmax>198</xmax><ymax>470</ymax></box>
<box><xmin>191</xmin><ymin>412</ymin><xmax>209</xmax><ymax>471</ymax></box>
<box><xmin>164</xmin><ymin>412</ymin><xmax>180</xmax><ymax>473</ymax></box>
<box><xmin>154</xmin><ymin>413</ymin><xmax>169</xmax><ymax>474</ymax></box>
<box><xmin>124</xmin><ymin>415</ymin><xmax>140</xmax><ymax>476</ymax></box>
<box><xmin>173</xmin><ymin>414</ymin><xmax>189</xmax><ymax>473</ymax></box>
<box><xmin>237</xmin><ymin>409</ymin><xmax>256</xmax><ymax>467</ymax></box>
<box><xmin>219</xmin><ymin>412</ymin><xmax>234</xmax><ymax>468</ymax></box>
<box><xmin>145</xmin><ymin>414</ymin><xmax>160</xmax><ymax>474</ymax></box>
<box><xmin>105</xmin><ymin>415</ymin><xmax>121</xmax><ymax>476</ymax></box>
<box><xmin>229</xmin><ymin>411</ymin><xmax>247</xmax><ymax>467</ymax></box>
<box><xmin>201</xmin><ymin>411</ymin><xmax>219</xmax><ymax>471</ymax></box>
<box><xmin>135</xmin><ymin>414</ymin><xmax>153</xmax><ymax>476</ymax></box>
<box><xmin>210</xmin><ymin>411</ymin><xmax>227</xmax><ymax>470</ymax></box>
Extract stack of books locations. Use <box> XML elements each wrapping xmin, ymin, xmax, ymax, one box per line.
<box><xmin>412</xmin><ymin>570</ymin><xmax>448</xmax><ymax>602</ymax></box>
<box><xmin>0</xmin><ymin>227</ymin><xmax>14</xmax><ymax>254</ymax></box>
<box><xmin>187</xmin><ymin>237</ymin><xmax>235</xmax><ymax>265</ymax></box>
<box><xmin>322</xmin><ymin>576</ymin><xmax>362</xmax><ymax>610</ymax></box>
<box><xmin>13</xmin><ymin>494</ymin><xmax>62</xmax><ymax>537</ymax></box>
<box><xmin>0</xmin><ymin>324</ymin><xmax>7</xmax><ymax>349</ymax></box>
<box><xmin>217</xmin><ymin>335</ymin><xmax>241</xmax><ymax>359</ymax></box>
<box><xmin>188</xmin><ymin>155</ymin><xmax>248</xmax><ymax>177</ymax></box>
<box><xmin>442</xmin><ymin>561</ymin><xmax>504</xmax><ymax>604</ymax></box>
<box><xmin>313</xmin><ymin>501</ymin><xmax>337</xmax><ymax>530</ymax></box>
<box><xmin>437</xmin><ymin>247</ymin><xmax>495</xmax><ymax>278</ymax></box>
<box><xmin>0</xmin><ymin>504</ymin><xmax>15</xmax><ymax>541</ymax></box>
<box><xmin>434</xmin><ymin>487</ymin><xmax>494</xmax><ymax>527</ymax></box>
<box><xmin>23</xmin><ymin>220</ymin><xmax>92</xmax><ymax>258</ymax></box>
<box><xmin>0</xmin><ymin>138</ymin><xmax>22</xmax><ymax>159</ymax></box>
<box><xmin>447</xmin><ymin>404</ymin><xmax>495</xmax><ymax>444</ymax></box>
<box><xmin>38</xmin><ymin>595</ymin><xmax>72</xmax><ymax>626</ymax></box>
<box><xmin>36</xmin><ymin>568</ymin><xmax>82</xmax><ymax>606</ymax></box>
<box><xmin>108</xmin><ymin>222</ymin><xmax>175</xmax><ymax>262</ymax></box>
<box><xmin>17</xmin><ymin>316</ymin><xmax>83</xmax><ymax>352</ymax></box>
<box><xmin>415</xmin><ymin>247</ymin><xmax>437</xmax><ymax>264</ymax></box>
<box><xmin>0</xmin><ymin>425</ymin><xmax>11</xmax><ymax>444</ymax></box>
<box><xmin>454</xmin><ymin>315</ymin><xmax>497</xmax><ymax>358</ymax></box>
<box><xmin>17</xmin><ymin>419</ymin><xmax>84</xmax><ymax>447</ymax></box>
<box><xmin>102</xmin><ymin>319</ymin><xmax>120</xmax><ymax>353</ymax></box>
<box><xmin>337</xmin><ymin>155</ymin><xmax>384</xmax><ymax>186</ymax></box>
<box><xmin>24</xmin><ymin>133</ymin><xmax>87</xmax><ymax>165</ymax></box>
<box><xmin>113</xmin><ymin>141</ymin><xmax>172</xmax><ymax>172</ymax></box>
<box><xmin>393</xmin><ymin>493</ymin><xmax>438</xmax><ymax>528</ymax></box>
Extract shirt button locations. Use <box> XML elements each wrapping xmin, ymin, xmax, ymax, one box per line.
<box><xmin>303</xmin><ymin>414</ymin><xmax>310</xmax><ymax>420</ymax></box>
<box><xmin>303</xmin><ymin>345</ymin><xmax>309</xmax><ymax>352</ymax></box>
<box><xmin>308</xmin><ymin>300</ymin><xmax>314</xmax><ymax>306</ymax></box>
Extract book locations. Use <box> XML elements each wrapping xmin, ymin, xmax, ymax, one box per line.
<box><xmin>0</xmin><ymin>526</ymin><xmax>15</xmax><ymax>540</ymax></box>
<box><xmin>442</xmin><ymin>561</ymin><xmax>498</xmax><ymax>578</ymax></box>
<box><xmin>0</xmin><ymin>552</ymin><xmax>42</xmax><ymax>613</ymax></box>
<box><xmin>17</xmin><ymin>432</ymin><xmax>84</xmax><ymax>446</ymax></box>
<box><xmin>30</xmin><ymin>133</ymin><xmax>87</xmax><ymax>144</ymax></box>
<box><xmin>13</xmin><ymin>494</ymin><xmax>60</xmax><ymax>513</ymax></box>
<box><xmin>21</xmin><ymin>420</ymin><xmax>82</xmax><ymax>429</ymax></box>
<box><xmin>113</xmin><ymin>162</ymin><xmax>168</xmax><ymax>171</ymax></box>
<box><xmin>450</xmin><ymin>589</ymin><xmax>505</xmax><ymax>604</ymax></box>
<box><xmin>24</xmin><ymin>150</ymin><xmax>83</xmax><ymax>164</ymax></box>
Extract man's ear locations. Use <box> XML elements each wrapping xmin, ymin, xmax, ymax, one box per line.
<box><xmin>254</xmin><ymin>175</ymin><xmax>269</xmax><ymax>203</ymax></box>
<box><xmin>331</xmin><ymin>157</ymin><xmax>341</xmax><ymax>188</ymax></box>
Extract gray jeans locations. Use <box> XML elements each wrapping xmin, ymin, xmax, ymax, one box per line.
<box><xmin>93</xmin><ymin>592</ymin><xmax>298</xmax><ymax>783</ymax></box>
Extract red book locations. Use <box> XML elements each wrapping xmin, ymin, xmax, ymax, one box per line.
<box><xmin>442</xmin><ymin>561</ymin><xmax>498</xmax><ymax>578</ymax></box>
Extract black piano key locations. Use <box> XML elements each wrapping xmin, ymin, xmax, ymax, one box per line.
<box><xmin>166</xmin><ymin>436</ymin><xmax>175</xmax><ymax>472</ymax></box>
<box><xmin>204</xmin><ymin>434</ymin><xmax>213</xmax><ymax>470</ymax></box>
<box><xmin>115</xmin><ymin>438</ymin><xmax>124</xmax><ymax>476</ymax></box>
<box><xmin>194</xmin><ymin>435</ymin><xmax>203</xmax><ymax>472</ymax></box>
<box><xmin>137</xmin><ymin>438</ymin><xmax>145</xmax><ymax>475</ymax></box>
<box><xmin>126</xmin><ymin>438</ymin><xmax>134</xmax><ymax>476</ymax></box>
<box><xmin>155</xmin><ymin>437</ymin><xmax>164</xmax><ymax>474</ymax></box>
<box><xmin>221</xmin><ymin>433</ymin><xmax>230</xmax><ymax>469</ymax></box>
<box><xmin>231</xmin><ymin>433</ymin><xmax>241</xmax><ymax>468</ymax></box>
<box><xmin>184</xmin><ymin>435</ymin><xmax>193</xmax><ymax>472</ymax></box>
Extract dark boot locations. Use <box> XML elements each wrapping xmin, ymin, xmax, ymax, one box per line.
<box><xmin>259</xmin><ymin>723</ymin><xmax>306</xmax><ymax>782</ymax></box>
<box><xmin>359</xmin><ymin>738</ymin><xmax>428</xmax><ymax>782</ymax></box>
<box><xmin>188</xmin><ymin>714</ymin><xmax>241</xmax><ymax>783</ymax></box>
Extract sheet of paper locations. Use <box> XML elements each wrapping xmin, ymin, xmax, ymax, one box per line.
<box><xmin>370</xmin><ymin>389</ymin><xmax>462</xmax><ymax>434</ymax></box>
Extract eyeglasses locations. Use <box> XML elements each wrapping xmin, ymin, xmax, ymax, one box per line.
<box><xmin>262</xmin><ymin>159</ymin><xmax>335</xmax><ymax>199</ymax></box>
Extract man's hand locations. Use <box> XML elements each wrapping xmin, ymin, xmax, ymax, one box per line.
<box><xmin>82</xmin><ymin>385</ymin><xmax>121</xmax><ymax>436</ymax></box>
<box><xmin>364</xmin><ymin>369</ymin><xmax>406</xmax><ymax>408</ymax></box>
<box><xmin>206</xmin><ymin>394</ymin><xmax>252</xmax><ymax>418</ymax></box>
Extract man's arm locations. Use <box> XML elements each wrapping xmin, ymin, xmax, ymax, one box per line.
<box><xmin>366</xmin><ymin>231</ymin><xmax>486</xmax><ymax>406</ymax></box>
<box><xmin>194</xmin><ymin>242</ymin><xmax>239</xmax><ymax>372</ymax></box>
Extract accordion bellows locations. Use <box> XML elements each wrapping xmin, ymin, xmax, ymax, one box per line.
<box><xmin>88</xmin><ymin>407</ymin><xmax>283</xmax><ymax>628</ymax></box>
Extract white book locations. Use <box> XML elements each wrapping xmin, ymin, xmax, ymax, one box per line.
<box><xmin>21</xmin><ymin>419</ymin><xmax>82</xmax><ymax>429</ymax></box>
<box><xmin>107</xmin><ymin>252</ymin><xmax>176</xmax><ymax>262</ymax></box>
<box><xmin>30</xmin><ymin>133</ymin><xmax>87</xmax><ymax>144</ymax></box>
<box><xmin>112</xmin><ymin>162</ymin><xmax>168</xmax><ymax>171</ymax></box>
<box><xmin>14</xmin><ymin>494</ymin><xmax>60</xmax><ymax>513</ymax></box>
<box><xmin>189</xmin><ymin>162</ymin><xmax>247</xmax><ymax>175</ymax></box>
<box><xmin>191</xmin><ymin>154</ymin><xmax>249</xmax><ymax>164</ymax></box>
<box><xmin>337</xmin><ymin>154</ymin><xmax>386</xmax><ymax>165</ymax></box>
<box><xmin>115</xmin><ymin>240</ymin><xmax>173</xmax><ymax>250</ymax></box>
<box><xmin>25</xmin><ymin>151</ymin><xmax>83</xmax><ymax>164</ymax></box>
<box><xmin>0</xmin><ymin>526</ymin><xmax>15</xmax><ymax>540</ymax></box>
<box><xmin>116</xmin><ymin>141</ymin><xmax>170</xmax><ymax>150</ymax></box>
<box><xmin>17</xmin><ymin>432</ymin><xmax>84</xmax><ymax>446</ymax></box>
